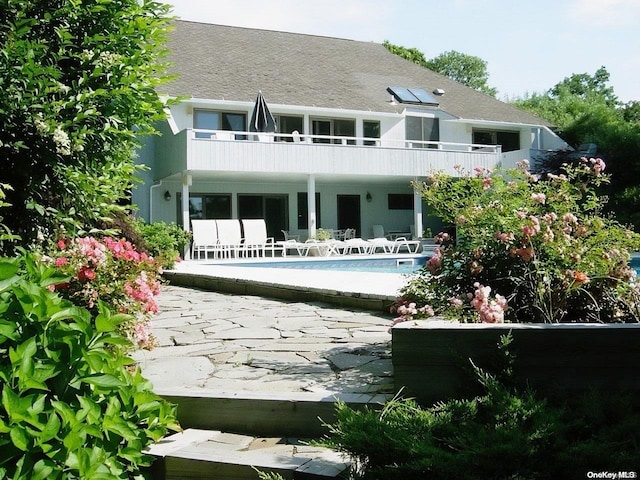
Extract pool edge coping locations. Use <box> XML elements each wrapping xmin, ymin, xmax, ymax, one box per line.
<box><xmin>163</xmin><ymin>270</ymin><xmax>398</xmax><ymax>312</ymax></box>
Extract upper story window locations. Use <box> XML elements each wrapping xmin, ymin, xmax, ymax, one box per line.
<box><xmin>473</xmin><ymin>129</ymin><xmax>520</xmax><ymax>152</ymax></box>
<box><xmin>311</xmin><ymin>118</ymin><xmax>355</xmax><ymax>144</ymax></box>
<box><xmin>194</xmin><ymin>109</ymin><xmax>247</xmax><ymax>139</ymax></box>
<box><xmin>275</xmin><ymin>115</ymin><xmax>303</xmax><ymax>142</ymax></box>
<box><xmin>406</xmin><ymin>116</ymin><xmax>439</xmax><ymax>148</ymax></box>
<box><xmin>363</xmin><ymin>120</ymin><xmax>380</xmax><ymax>146</ymax></box>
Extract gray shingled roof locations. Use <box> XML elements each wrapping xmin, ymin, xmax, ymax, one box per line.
<box><xmin>161</xmin><ymin>20</ymin><xmax>551</xmax><ymax>126</ymax></box>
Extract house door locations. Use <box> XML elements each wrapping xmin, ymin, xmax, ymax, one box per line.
<box><xmin>264</xmin><ymin>196</ymin><xmax>288</xmax><ymax>239</ymax></box>
<box><xmin>238</xmin><ymin>194</ymin><xmax>289</xmax><ymax>239</ymax></box>
<box><xmin>337</xmin><ymin>194</ymin><xmax>361</xmax><ymax>236</ymax></box>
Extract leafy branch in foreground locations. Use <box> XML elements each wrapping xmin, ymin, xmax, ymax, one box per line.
<box><xmin>0</xmin><ymin>252</ymin><xmax>180</xmax><ymax>479</ymax></box>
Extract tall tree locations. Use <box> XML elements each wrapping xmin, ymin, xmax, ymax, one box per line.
<box><xmin>0</xmin><ymin>0</ymin><xmax>173</xmax><ymax>253</ymax></box>
<box><xmin>515</xmin><ymin>67</ymin><xmax>640</xmax><ymax>228</ymax></box>
<box><xmin>383</xmin><ymin>42</ymin><xmax>497</xmax><ymax>97</ymax></box>
<box><xmin>424</xmin><ymin>50</ymin><xmax>497</xmax><ymax>97</ymax></box>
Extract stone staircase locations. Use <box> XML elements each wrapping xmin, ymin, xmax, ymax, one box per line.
<box><xmin>147</xmin><ymin>388</ymin><xmax>390</xmax><ymax>479</ymax></box>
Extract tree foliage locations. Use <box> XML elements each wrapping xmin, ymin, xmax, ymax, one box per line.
<box><xmin>383</xmin><ymin>42</ymin><xmax>497</xmax><ymax>97</ymax></box>
<box><xmin>0</xmin><ymin>0</ymin><xmax>173</xmax><ymax>254</ymax></box>
<box><xmin>514</xmin><ymin>67</ymin><xmax>640</xmax><ymax>229</ymax></box>
<box><xmin>0</xmin><ymin>252</ymin><xmax>179</xmax><ymax>478</ymax></box>
<box><xmin>424</xmin><ymin>50</ymin><xmax>497</xmax><ymax>97</ymax></box>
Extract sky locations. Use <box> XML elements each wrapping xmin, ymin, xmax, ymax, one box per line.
<box><xmin>164</xmin><ymin>0</ymin><xmax>639</xmax><ymax>104</ymax></box>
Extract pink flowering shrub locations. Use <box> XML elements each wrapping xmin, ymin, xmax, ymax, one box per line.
<box><xmin>43</xmin><ymin>236</ymin><xmax>161</xmax><ymax>349</ymax></box>
<box><xmin>394</xmin><ymin>158</ymin><xmax>640</xmax><ymax>324</ymax></box>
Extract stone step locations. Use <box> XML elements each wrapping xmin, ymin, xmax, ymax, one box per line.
<box><xmin>148</xmin><ymin>428</ymin><xmax>349</xmax><ymax>480</ymax></box>
<box><xmin>157</xmin><ymin>387</ymin><xmax>390</xmax><ymax>437</ymax></box>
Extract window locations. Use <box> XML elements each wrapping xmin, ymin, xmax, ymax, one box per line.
<box><xmin>297</xmin><ymin>192</ymin><xmax>321</xmax><ymax>229</ymax></box>
<box><xmin>406</xmin><ymin>116</ymin><xmax>439</xmax><ymax>148</ymax></box>
<box><xmin>311</xmin><ymin>118</ymin><xmax>355</xmax><ymax>144</ymax></box>
<box><xmin>388</xmin><ymin>194</ymin><xmax>413</xmax><ymax>210</ymax></box>
<box><xmin>194</xmin><ymin>109</ymin><xmax>247</xmax><ymax>139</ymax></box>
<box><xmin>178</xmin><ymin>193</ymin><xmax>232</xmax><ymax>225</ymax></box>
<box><xmin>472</xmin><ymin>129</ymin><xmax>520</xmax><ymax>152</ymax></box>
<box><xmin>275</xmin><ymin>115</ymin><xmax>303</xmax><ymax>142</ymax></box>
<box><xmin>363</xmin><ymin>120</ymin><xmax>380</xmax><ymax>146</ymax></box>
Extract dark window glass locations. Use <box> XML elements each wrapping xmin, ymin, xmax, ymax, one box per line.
<box><xmin>388</xmin><ymin>194</ymin><xmax>413</xmax><ymax>210</ymax></box>
<box><xmin>297</xmin><ymin>192</ymin><xmax>321</xmax><ymax>229</ymax></box>
<box><xmin>473</xmin><ymin>130</ymin><xmax>520</xmax><ymax>152</ymax></box>
<box><xmin>178</xmin><ymin>193</ymin><xmax>232</xmax><ymax>226</ymax></box>
<box><xmin>276</xmin><ymin>115</ymin><xmax>303</xmax><ymax>142</ymax></box>
<box><xmin>334</xmin><ymin>119</ymin><xmax>355</xmax><ymax>145</ymax></box>
<box><xmin>205</xmin><ymin>195</ymin><xmax>231</xmax><ymax>219</ymax></box>
<box><xmin>497</xmin><ymin>131</ymin><xmax>520</xmax><ymax>152</ymax></box>
<box><xmin>363</xmin><ymin>121</ymin><xmax>380</xmax><ymax>146</ymax></box>
<box><xmin>194</xmin><ymin>110</ymin><xmax>247</xmax><ymax>139</ymax></box>
<box><xmin>406</xmin><ymin>117</ymin><xmax>439</xmax><ymax>148</ymax></box>
<box><xmin>311</xmin><ymin>118</ymin><xmax>355</xmax><ymax>144</ymax></box>
<box><xmin>238</xmin><ymin>195</ymin><xmax>263</xmax><ymax>219</ymax></box>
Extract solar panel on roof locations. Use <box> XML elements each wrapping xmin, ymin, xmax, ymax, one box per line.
<box><xmin>408</xmin><ymin>88</ymin><xmax>439</xmax><ymax>106</ymax></box>
<box><xmin>388</xmin><ymin>86</ymin><xmax>420</xmax><ymax>104</ymax></box>
<box><xmin>387</xmin><ymin>86</ymin><xmax>440</xmax><ymax>106</ymax></box>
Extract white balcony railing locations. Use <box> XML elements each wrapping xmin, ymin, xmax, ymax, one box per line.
<box><xmin>192</xmin><ymin>129</ymin><xmax>503</xmax><ymax>153</ymax></box>
<box><xmin>156</xmin><ymin>128</ymin><xmax>517</xmax><ymax>180</ymax></box>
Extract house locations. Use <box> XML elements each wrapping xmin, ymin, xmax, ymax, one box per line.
<box><xmin>133</xmin><ymin>20</ymin><xmax>568</xmax><ymax>254</ymax></box>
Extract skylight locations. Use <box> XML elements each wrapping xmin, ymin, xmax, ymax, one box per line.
<box><xmin>387</xmin><ymin>86</ymin><xmax>439</xmax><ymax>106</ymax></box>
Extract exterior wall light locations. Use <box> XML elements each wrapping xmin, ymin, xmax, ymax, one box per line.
<box><xmin>366</xmin><ymin>192</ymin><xmax>372</xmax><ymax>202</ymax></box>
<box><xmin>164</xmin><ymin>190</ymin><xmax>172</xmax><ymax>201</ymax></box>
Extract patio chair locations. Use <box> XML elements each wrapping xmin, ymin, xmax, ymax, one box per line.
<box><xmin>241</xmin><ymin>219</ymin><xmax>278</xmax><ymax>257</ymax></box>
<box><xmin>372</xmin><ymin>224</ymin><xmax>389</xmax><ymax>240</ymax></box>
<box><xmin>191</xmin><ymin>219</ymin><xmax>220</xmax><ymax>259</ymax></box>
<box><xmin>215</xmin><ymin>219</ymin><xmax>243</xmax><ymax>258</ymax></box>
<box><xmin>343</xmin><ymin>228</ymin><xmax>357</xmax><ymax>240</ymax></box>
<box><xmin>281</xmin><ymin>230</ymin><xmax>300</xmax><ymax>241</ymax></box>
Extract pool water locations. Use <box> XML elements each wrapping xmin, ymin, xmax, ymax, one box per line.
<box><xmin>232</xmin><ymin>256</ymin><xmax>428</xmax><ymax>274</ymax></box>
<box><xmin>229</xmin><ymin>255</ymin><xmax>640</xmax><ymax>276</ymax></box>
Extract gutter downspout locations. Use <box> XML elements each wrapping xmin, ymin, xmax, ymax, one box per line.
<box><xmin>149</xmin><ymin>180</ymin><xmax>163</xmax><ymax>223</ymax></box>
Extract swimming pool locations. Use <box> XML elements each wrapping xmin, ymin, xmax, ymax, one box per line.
<box><xmin>224</xmin><ymin>254</ymin><xmax>640</xmax><ymax>276</ymax></box>
<box><xmin>228</xmin><ymin>255</ymin><xmax>429</xmax><ymax>274</ymax></box>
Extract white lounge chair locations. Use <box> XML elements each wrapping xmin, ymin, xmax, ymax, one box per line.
<box><xmin>392</xmin><ymin>237</ymin><xmax>421</xmax><ymax>253</ymax></box>
<box><xmin>241</xmin><ymin>219</ymin><xmax>278</xmax><ymax>257</ymax></box>
<box><xmin>191</xmin><ymin>219</ymin><xmax>219</xmax><ymax>259</ymax></box>
<box><xmin>367</xmin><ymin>237</ymin><xmax>399</xmax><ymax>254</ymax></box>
<box><xmin>215</xmin><ymin>219</ymin><xmax>243</xmax><ymax>258</ymax></box>
<box><xmin>342</xmin><ymin>238</ymin><xmax>374</xmax><ymax>255</ymax></box>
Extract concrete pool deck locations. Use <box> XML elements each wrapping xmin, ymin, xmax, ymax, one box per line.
<box><xmin>134</xmin><ymin>255</ymin><xmax>419</xmax><ymax>400</ymax></box>
<box><xmin>164</xmin><ymin>253</ymin><xmax>423</xmax><ymax>311</ymax></box>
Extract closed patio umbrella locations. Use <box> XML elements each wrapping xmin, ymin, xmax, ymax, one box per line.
<box><xmin>249</xmin><ymin>90</ymin><xmax>277</xmax><ymax>135</ymax></box>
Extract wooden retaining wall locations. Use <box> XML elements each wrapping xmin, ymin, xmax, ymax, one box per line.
<box><xmin>392</xmin><ymin>320</ymin><xmax>640</xmax><ymax>405</ymax></box>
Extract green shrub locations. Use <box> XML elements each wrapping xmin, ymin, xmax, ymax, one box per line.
<box><xmin>43</xmin><ymin>236</ymin><xmax>163</xmax><ymax>351</ymax></box>
<box><xmin>0</xmin><ymin>252</ymin><xmax>180</xmax><ymax>479</ymax></box>
<box><xmin>133</xmin><ymin>219</ymin><xmax>191</xmax><ymax>270</ymax></box>
<box><xmin>394</xmin><ymin>159</ymin><xmax>640</xmax><ymax>324</ymax></box>
<box><xmin>319</xmin><ymin>335</ymin><xmax>640</xmax><ymax>479</ymax></box>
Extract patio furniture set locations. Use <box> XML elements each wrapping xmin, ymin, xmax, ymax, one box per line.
<box><xmin>191</xmin><ymin>219</ymin><xmax>421</xmax><ymax>260</ymax></box>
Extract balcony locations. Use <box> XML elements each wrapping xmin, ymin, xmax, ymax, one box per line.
<box><xmin>155</xmin><ymin>129</ymin><xmax>508</xmax><ymax>182</ymax></box>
